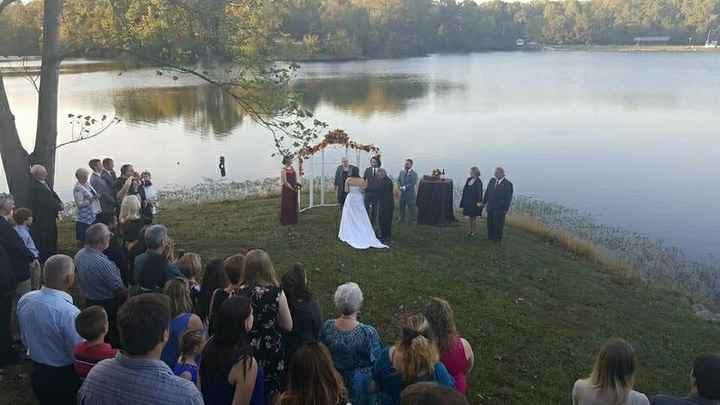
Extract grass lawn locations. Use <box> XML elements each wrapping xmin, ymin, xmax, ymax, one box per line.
<box><xmin>2</xmin><ymin>197</ymin><xmax>719</xmax><ymax>404</ymax></box>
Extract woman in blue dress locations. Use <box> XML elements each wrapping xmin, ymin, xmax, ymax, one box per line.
<box><xmin>372</xmin><ymin>314</ymin><xmax>455</xmax><ymax>405</ymax></box>
<box><xmin>320</xmin><ymin>282</ymin><xmax>383</xmax><ymax>405</ymax></box>
<box><xmin>200</xmin><ymin>295</ymin><xmax>265</xmax><ymax>405</ymax></box>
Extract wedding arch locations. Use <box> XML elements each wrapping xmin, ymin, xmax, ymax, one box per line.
<box><xmin>297</xmin><ymin>129</ymin><xmax>380</xmax><ymax>212</ymax></box>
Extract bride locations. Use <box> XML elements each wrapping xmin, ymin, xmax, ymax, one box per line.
<box><xmin>338</xmin><ymin>167</ymin><xmax>387</xmax><ymax>249</ymax></box>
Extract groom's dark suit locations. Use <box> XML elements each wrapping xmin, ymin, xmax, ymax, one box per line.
<box><xmin>483</xmin><ymin>177</ymin><xmax>513</xmax><ymax>241</ymax></box>
<box><xmin>363</xmin><ymin>166</ymin><xmax>380</xmax><ymax>225</ymax></box>
<box><xmin>369</xmin><ymin>176</ymin><xmax>394</xmax><ymax>242</ymax></box>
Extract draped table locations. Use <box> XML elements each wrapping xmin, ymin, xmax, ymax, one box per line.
<box><xmin>416</xmin><ymin>177</ymin><xmax>456</xmax><ymax>226</ymax></box>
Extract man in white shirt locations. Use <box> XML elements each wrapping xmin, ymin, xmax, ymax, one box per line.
<box><xmin>17</xmin><ymin>255</ymin><xmax>83</xmax><ymax>405</ymax></box>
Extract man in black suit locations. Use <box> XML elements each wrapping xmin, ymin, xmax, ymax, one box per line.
<box><xmin>483</xmin><ymin>167</ymin><xmax>513</xmax><ymax>242</ymax></box>
<box><xmin>28</xmin><ymin>165</ymin><xmax>63</xmax><ymax>262</ymax></box>
<box><xmin>334</xmin><ymin>157</ymin><xmax>357</xmax><ymax>210</ymax></box>
<box><xmin>370</xmin><ymin>169</ymin><xmax>395</xmax><ymax>244</ymax></box>
<box><xmin>362</xmin><ymin>156</ymin><xmax>381</xmax><ymax>226</ymax></box>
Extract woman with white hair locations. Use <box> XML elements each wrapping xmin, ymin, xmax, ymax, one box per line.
<box><xmin>320</xmin><ymin>282</ymin><xmax>383</xmax><ymax>404</ymax></box>
<box><xmin>73</xmin><ymin>168</ymin><xmax>101</xmax><ymax>244</ymax></box>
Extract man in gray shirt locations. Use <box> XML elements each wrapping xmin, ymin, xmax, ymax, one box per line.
<box><xmin>78</xmin><ymin>293</ymin><xmax>203</xmax><ymax>405</ymax></box>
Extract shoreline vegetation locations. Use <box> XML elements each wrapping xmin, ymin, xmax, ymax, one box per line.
<box><xmin>60</xmin><ymin>178</ymin><xmax>720</xmax><ymax>315</ymax></box>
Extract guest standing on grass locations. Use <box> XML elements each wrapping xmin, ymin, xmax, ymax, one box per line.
<box><xmin>101</xmin><ymin>158</ymin><xmax>117</xmax><ymax>186</ymax></box>
<box><xmin>197</xmin><ymin>258</ymin><xmax>229</xmax><ymax>323</ymax></box>
<box><xmin>161</xmin><ymin>279</ymin><xmax>204</xmax><ymax>369</ymax></box>
<box><xmin>0</xmin><ymin>195</ymin><xmax>34</xmax><ymax>356</ymax></box>
<box><xmin>74</xmin><ymin>223</ymin><xmax>127</xmax><ymax>343</ymax></box>
<box><xmin>17</xmin><ymin>255</ymin><xmax>83</xmax><ymax>405</ymax></box>
<box><xmin>373</xmin><ymin>314</ymin><xmax>455</xmax><ymax>405</ymax></box>
<box><xmin>200</xmin><ymin>295</ymin><xmax>265</xmax><ymax>405</ymax></box>
<box><xmin>281</xmin><ymin>156</ymin><xmax>299</xmax><ymax>226</ymax></box>
<box><xmin>28</xmin><ymin>164</ymin><xmax>63</xmax><ymax>262</ymax></box>
<box><xmin>12</xmin><ymin>208</ymin><xmax>41</xmax><ymax>290</ymax></box>
<box><xmin>423</xmin><ymin>297</ymin><xmax>474</xmax><ymax>395</ymax></box>
<box><xmin>89</xmin><ymin>159</ymin><xmax>116</xmax><ymax>225</ymax></box>
<box><xmin>177</xmin><ymin>252</ymin><xmax>203</xmax><ymax>309</ymax></box>
<box><xmin>397</xmin><ymin>159</ymin><xmax>418</xmax><ymax>224</ymax></box>
<box><xmin>73</xmin><ymin>306</ymin><xmax>118</xmax><ymax>379</ymax></box>
<box><xmin>208</xmin><ymin>253</ymin><xmax>247</xmax><ymax>335</ymax></box>
<box><xmin>78</xmin><ymin>294</ymin><xmax>203</xmax><ymax>405</ymax></box>
<box><xmin>281</xmin><ymin>263</ymin><xmax>322</xmax><ymax>362</ymax></box>
<box><xmin>335</xmin><ymin>157</ymin><xmax>357</xmax><ymax>210</ymax></box>
<box><xmin>134</xmin><ymin>225</ymin><xmax>183</xmax><ymax>291</ymax></box>
<box><xmin>483</xmin><ymin>167</ymin><xmax>513</xmax><ymax>242</ymax></box>
<box><xmin>650</xmin><ymin>353</ymin><xmax>720</xmax><ymax>404</ymax></box>
<box><xmin>119</xmin><ymin>195</ymin><xmax>147</xmax><ymax>245</ymax></box>
<box><xmin>279</xmin><ymin>342</ymin><xmax>349</xmax><ymax>405</ymax></box>
<box><xmin>73</xmin><ymin>168</ymin><xmax>101</xmax><ymax>244</ymax></box>
<box><xmin>174</xmin><ymin>329</ymin><xmax>205</xmax><ymax>388</ymax></box>
<box><xmin>459</xmin><ymin>167</ymin><xmax>484</xmax><ymax>238</ymax></box>
<box><xmin>321</xmin><ymin>282</ymin><xmax>383</xmax><ymax>404</ymax></box>
<box><xmin>238</xmin><ymin>249</ymin><xmax>293</xmax><ymax>401</ymax></box>
<box><xmin>572</xmin><ymin>338</ymin><xmax>650</xmax><ymax>405</ymax></box>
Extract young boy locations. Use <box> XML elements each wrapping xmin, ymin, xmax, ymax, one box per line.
<box><xmin>12</xmin><ymin>208</ymin><xmax>41</xmax><ymax>290</ymax></box>
<box><xmin>73</xmin><ymin>306</ymin><xmax>118</xmax><ymax>379</ymax></box>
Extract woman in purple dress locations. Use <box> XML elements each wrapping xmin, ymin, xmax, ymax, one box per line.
<box><xmin>280</xmin><ymin>157</ymin><xmax>299</xmax><ymax>226</ymax></box>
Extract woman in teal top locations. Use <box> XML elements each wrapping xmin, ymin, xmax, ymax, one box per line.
<box><xmin>372</xmin><ymin>314</ymin><xmax>455</xmax><ymax>405</ymax></box>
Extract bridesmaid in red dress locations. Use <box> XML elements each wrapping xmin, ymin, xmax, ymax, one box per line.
<box><xmin>280</xmin><ymin>156</ymin><xmax>299</xmax><ymax>225</ymax></box>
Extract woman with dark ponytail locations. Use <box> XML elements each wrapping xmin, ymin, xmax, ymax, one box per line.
<box><xmin>372</xmin><ymin>314</ymin><xmax>455</xmax><ymax>405</ymax></box>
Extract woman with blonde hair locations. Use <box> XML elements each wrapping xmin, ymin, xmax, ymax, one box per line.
<box><xmin>238</xmin><ymin>249</ymin><xmax>293</xmax><ymax>401</ymax></box>
<box><xmin>280</xmin><ymin>342</ymin><xmax>348</xmax><ymax>405</ymax></box>
<box><xmin>373</xmin><ymin>314</ymin><xmax>455</xmax><ymax>405</ymax></box>
<box><xmin>208</xmin><ymin>252</ymin><xmax>247</xmax><ymax>335</ymax></box>
<box><xmin>572</xmin><ymin>338</ymin><xmax>649</xmax><ymax>405</ymax></box>
<box><xmin>177</xmin><ymin>252</ymin><xmax>202</xmax><ymax>310</ymax></box>
<box><xmin>161</xmin><ymin>279</ymin><xmax>203</xmax><ymax>369</ymax></box>
<box><xmin>118</xmin><ymin>195</ymin><xmax>146</xmax><ymax>246</ymax></box>
<box><xmin>423</xmin><ymin>297</ymin><xmax>474</xmax><ymax>394</ymax></box>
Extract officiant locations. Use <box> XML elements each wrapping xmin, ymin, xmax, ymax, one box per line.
<box><xmin>334</xmin><ymin>157</ymin><xmax>357</xmax><ymax>209</ymax></box>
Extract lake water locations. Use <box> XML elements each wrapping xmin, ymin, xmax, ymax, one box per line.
<box><xmin>2</xmin><ymin>52</ymin><xmax>719</xmax><ymax>262</ymax></box>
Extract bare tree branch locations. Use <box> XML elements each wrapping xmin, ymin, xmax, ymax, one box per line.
<box><xmin>55</xmin><ymin>117</ymin><xmax>121</xmax><ymax>150</ymax></box>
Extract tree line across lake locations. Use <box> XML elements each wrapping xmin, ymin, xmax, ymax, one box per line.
<box><xmin>1</xmin><ymin>0</ymin><xmax>719</xmax><ymax>60</ymax></box>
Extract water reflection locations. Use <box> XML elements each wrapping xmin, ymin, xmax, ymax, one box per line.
<box><xmin>112</xmin><ymin>85</ymin><xmax>247</xmax><ymax>137</ymax></box>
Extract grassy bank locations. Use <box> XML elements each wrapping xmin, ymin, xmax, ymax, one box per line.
<box><xmin>2</xmin><ymin>197</ymin><xmax>719</xmax><ymax>404</ymax></box>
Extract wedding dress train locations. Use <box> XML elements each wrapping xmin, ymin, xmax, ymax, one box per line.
<box><xmin>338</xmin><ymin>186</ymin><xmax>387</xmax><ymax>249</ymax></box>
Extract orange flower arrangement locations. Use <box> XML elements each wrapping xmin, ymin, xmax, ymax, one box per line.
<box><xmin>297</xmin><ymin>129</ymin><xmax>380</xmax><ymax>176</ymax></box>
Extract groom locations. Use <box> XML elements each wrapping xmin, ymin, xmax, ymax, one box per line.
<box><xmin>370</xmin><ymin>169</ymin><xmax>395</xmax><ymax>244</ymax></box>
<box><xmin>363</xmin><ymin>156</ymin><xmax>381</xmax><ymax>226</ymax></box>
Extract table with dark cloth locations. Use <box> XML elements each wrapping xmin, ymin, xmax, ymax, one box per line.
<box><xmin>416</xmin><ymin>178</ymin><xmax>456</xmax><ymax>226</ymax></box>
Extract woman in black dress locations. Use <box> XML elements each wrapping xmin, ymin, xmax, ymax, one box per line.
<box><xmin>281</xmin><ymin>263</ymin><xmax>322</xmax><ymax>364</ymax></box>
<box><xmin>459</xmin><ymin>166</ymin><xmax>484</xmax><ymax>237</ymax></box>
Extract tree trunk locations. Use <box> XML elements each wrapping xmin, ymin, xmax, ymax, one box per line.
<box><xmin>0</xmin><ymin>75</ymin><xmax>31</xmax><ymax>205</ymax></box>
<box><xmin>32</xmin><ymin>0</ymin><xmax>63</xmax><ymax>189</ymax></box>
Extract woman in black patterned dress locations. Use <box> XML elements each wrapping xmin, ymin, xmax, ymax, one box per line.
<box><xmin>459</xmin><ymin>166</ymin><xmax>484</xmax><ymax>237</ymax></box>
<box><xmin>238</xmin><ymin>249</ymin><xmax>294</xmax><ymax>402</ymax></box>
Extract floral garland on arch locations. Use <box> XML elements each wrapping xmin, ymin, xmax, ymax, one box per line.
<box><xmin>297</xmin><ymin>129</ymin><xmax>380</xmax><ymax>176</ymax></box>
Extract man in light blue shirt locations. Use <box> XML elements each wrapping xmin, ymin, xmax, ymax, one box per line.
<box><xmin>74</xmin><ymin>223</ymin><xmax>126</xmax><ymax>343</ymax></box>
<box><xmin>17</xmin><ymin>255</ymin><xmax>84</xmax><ymax>405</ymax></box>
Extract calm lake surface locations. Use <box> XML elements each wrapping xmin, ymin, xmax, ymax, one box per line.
<box><xmin>2</xmin><ymin>52</ymin><xmax>719</xmax><ymax>261</ymax></box>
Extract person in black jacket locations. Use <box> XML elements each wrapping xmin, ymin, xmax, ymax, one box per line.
<box><xmin>28</xmin><ymin>165</ymin><xmax>63</xmax><ymax>262</ymax></box>
<box><xmin>651</xmin><ymin>354</ymin><xmax>720</xmax><ymax>405</ymax></box>
<box><xmin>483</xmin><ymin>167</ymin><xmax>514</xmax><ymax>242</ymax></box>
<box><xmin>368</xmin><ymin>168</ymin><xmax>395</xmax><ymax>244</ymax></box>
<box><xmin>362</xmin><ymin>156</ymin><xmax>382</xmax><ymax>226</ymax></box>
<box><xmin>0</xmin><ymin>193</ymin><xmax>34</xmax><ymax>366</ymax></box>
<box><xmin>281</xmin><ymin>263</ymin><xmax>321</xmax><ymax>364</ymax></box>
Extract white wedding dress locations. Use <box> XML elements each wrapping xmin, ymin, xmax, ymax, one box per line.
<box><xmin>338</xmin><ymin>186</ymin><xmax>387</xmax><ymax>249</ymax></box>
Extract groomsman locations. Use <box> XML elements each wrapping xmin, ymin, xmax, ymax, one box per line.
<box><xmin>397</xmin><ymin>159</ymin><xmax>418</xmax><ymax>223</ymax></box>
<box><xmin>334</xmin><ymin>157</ymin><xmax>357</xmax><ymax>209</ymax></box>
<box><xmin>483</xmin><ymin>167</ymin><xmax>513</xmax><ymax>242</ymax></box>
<box><xmin>363</xmin><ymin>156</ymin><xmax>381</xmax><ymax>226</ymax></box>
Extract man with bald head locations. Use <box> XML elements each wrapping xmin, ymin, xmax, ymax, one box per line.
<box><xmin>28</xmin><ymin>165</ymin><xmax>63</xmax><ymax>262</ymax></box>
<box><xmin>17</xmin><ymin>254</ymin><xmax>83</xmax><ymax>405</ymax></box>
<box><xmin>334</xmin><ymin>157</ymin><xmax>357</xmax><ymax>210</ymax></box>
<box><xmin>483</xmin><ymin>167</ymin><xmax>514</xmax><ymax>242</ymax></box>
